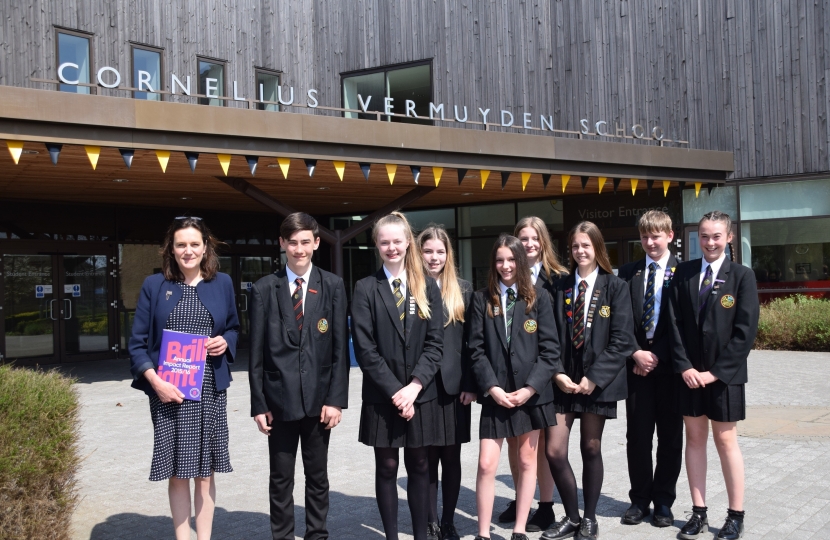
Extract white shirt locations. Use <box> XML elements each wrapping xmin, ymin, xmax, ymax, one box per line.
<box><xmin>700</xmin><ymin>253</ymin><xmax>727</xmax><ymax>289</ymax></box>
<box><xmin>286</xmin><ymin>264</ymin><xmax>313</xmax><ymax>314</ymax></box>
<box><xmin>574</xmin><ymin>265</ymin><xmax>600</xmax><ymax>326</ymax></box>
<box><xmin>383</xmin><ymin>266</ymin><xmax>407</xmax><ymax>299</ymax></box>
<box><xmin>498</xmin><ymin>281</ymin><xmax>518</xmax><ymax>332</ymax></box>
<box><xmin>643</xmin><ymin>252</ymin><xmax>672</xmax><ymax>340</ymax></box>
<box><xmin>530</xmin><ymin>262</ymin><xmax>543</xmax><ymax>285</ymax></box>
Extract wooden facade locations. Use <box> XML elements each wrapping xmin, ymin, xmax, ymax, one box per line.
<box><xmin>0</xmin><ymin>0</ymin><xmax>827</xmax><ymax>180</ymax></box>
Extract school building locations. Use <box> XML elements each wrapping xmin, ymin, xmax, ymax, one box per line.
<box><xmin>0</xmin><ymin>0</ymin><xmax>827</xmax><ymax>364</ymax></box>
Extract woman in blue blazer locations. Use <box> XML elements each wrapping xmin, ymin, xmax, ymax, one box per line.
<box><xmin>129</xmin><ymin>216</ymin><xmax>239</xmax><ymax>540</ymax></box>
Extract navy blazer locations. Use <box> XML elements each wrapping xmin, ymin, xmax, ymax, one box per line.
<box><xmin>438</xmin><ymin>278</ymin><xmax>473</xmax><ymax>396</ymax></box>
<box><xmin>129</xmin><ymin>272</ymin><xmax>240</xmax><ymax>395</ymax></box>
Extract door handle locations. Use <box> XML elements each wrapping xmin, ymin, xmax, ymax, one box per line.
<box><xmin>63</xmin><ymin>298</ymin><xmax>72</xmax><ymax>320</ymax></box>
<box><xmin>49</xmin><ymin>299</ymin><xmax>57</xmax><ymax>321</ymax></box>
<box><xmin>240</xmin><ymin>293</ymin><xmax>248</xmax><ymax>312</ymax></box>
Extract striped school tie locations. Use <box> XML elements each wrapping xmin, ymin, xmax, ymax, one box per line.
<box><xmin>505</xmin><ymin>288</ymin><xmax>516</xmax><ymax>345</ymax></box>
<box><xmin>292</xmin><ymin>277</ymin><xmax>304</xmax><ymax>331</ymax></box>
<box><xmin>572</xmin><ymin>279</ymin><xmax>588</xmax><ymax>349</ymax></box>
<box><xmin>392</xmin><ymin>278</ymin><xmax>405</xmax><ymax>325</ymax></box>
<box><xmin>698</xmin><ymin>264</ymin><xmax>714</xmax><ymax>323</ymax></box>
<box><xmin>642</xmin><ymin>262</ymin><xmax>658</xmax><ymax>333</ymax></box>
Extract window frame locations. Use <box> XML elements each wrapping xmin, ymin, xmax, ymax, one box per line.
<box><xmin>253</xmin><ymin>67</ymin><xmax>283</xmax><ymax>111</ymax></box>
<box><xmin>340</xmin><ymin>59</ymin><xmax>434</xmax><ymax>122</ymax></box>
<box><xmin>196</xmin><ymin>55</ymin><xmax>229</xmax><ymax>107</ymax></box>
<box><xmin>54</xmin><ymin>26</ymin><xmax>95</xmax><ymax>95</ymax></box>
<box><xmin>130</xmin><ymin>41</ymin><xmax>164</xmax><ymax>101</ymax></box>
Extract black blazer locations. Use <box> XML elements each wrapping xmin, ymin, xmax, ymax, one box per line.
<box><xmin>467</xmin><ymin>288</ymin><xmax>561</xmax><ymax>407</ymax></box>
<box><xmin>617</xmin><ymin>255</ymin><xmax>679</xmax><ymax>375</ymax></box>
<box><xmin>668</xmin><ymin>258</ymin><xmax>759</xmax><ymax>385</ymax></box>
<box><xmin>552</xmin><ymin>270</ymin><xmax>637</xmax><ymax>402</ymax></box>
<box><xmin>129</xmin><ymin>272</ymin><xmax>240</xmax><ymax>395</ymax></box>
<box><xmin>248</xmin><ymin>266</ymin><xmax>350</xmax><ymax>421</ymax></box>
<box><xmin>351</xmin><ymin>269</ymin><xmax>444</xmax><ymax>404</ymax></box>
<box><xmin>438</xmin><ymin>278</ymin><xmax>473</xmax><ymax>396</ymax></box>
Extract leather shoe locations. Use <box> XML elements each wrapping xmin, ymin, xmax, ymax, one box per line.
<box><xmin>541</xmin><ymin>517</ymin><xmax>581</xmax><ymax>540</ymax></box>
<box><xmin>621</xmin><ymin>504</ymin><xmax>649</xmax><ymax>525</ymax></box>
<box><xmin>526</xmin><ymin>502</ymin><xmax>556</xmax><ymax>532</ymax></box>
<box><xmin>575</xmin><ymin>517</ymin><xmax>598</xmax><ymax>540</ymax></box>
<box><xmin>679</xmin><ymin>511</ymin><xmax>708</xmax><ymax>539</ymax></box>
<box><xmin>651</xmin><ymin>504</ymin><xmax>673</xmax><ymax>528</ymax></box>
<box><xmin>510</xmin><ymin>534</ymin><xmax>529</xmax><ymax>540</ymax></box>
<box><xmin>427</xmin><ymin>521</ymin><xmax>442</xmax><ymax>540</ymax></box>
<box><xmin>473</xmin><ymin>537</ymin><xmax>489</xmax><ymax>540</ymax></box>
<box><xmin>497</xmin><ymin>500</ymin><xmax>517</xmax><ymax>523</ymax></box>
<box><xmin>441</xmin><ymin>523</ymin><xmax>460</xmax><ymax>540</ymax></box>
<box><xmin>716</xmin><ymin>516</ymin><xmax>744</xmax><ymax>539</ymax></box>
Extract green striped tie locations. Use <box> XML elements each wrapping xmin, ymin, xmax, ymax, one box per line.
<box><xmin>393</xmin><ymin>278</ymin><xmax>405</xmax><ymax>325</ymax></box>
<box><xmin>505</xmin><ymin>288</ymin><xmax>516</xmax><ymax>345</ymax></box>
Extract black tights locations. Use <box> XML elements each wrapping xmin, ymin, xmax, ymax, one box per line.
<box><xmin>544</xmin><ymin>412</ymin><xmax>607</xmax><ymax>521</ymax></box>
<box><xmin>374</xmin><ymin>446</ymin><xmax>430</xmax><ymax>540</ymax></box>
<box><xmin>427</xmin><ymin>444</ymin><xmax>462</xmax><ymax>524</ymax></box>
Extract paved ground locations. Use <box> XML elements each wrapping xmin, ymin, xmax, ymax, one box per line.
<box><xmin>65</xmin><ymin>350</ymin><xmax>830</xmax><ymax>540</ymax></box>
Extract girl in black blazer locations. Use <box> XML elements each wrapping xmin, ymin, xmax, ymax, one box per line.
<box><xmin>468</xmin><ymin>234</ymin><xmax>561</xmax><ymax>540</ymax></box>
<box><xmin>545</xmin><ymin>221</ymin><xmax>636</xmax><ymax>540</ymax></box>
<box><xmin>128</xmin><ymin>216</ymin><xmax>239</xmax><ymax>540</ymax></box>
<box><xmin>417</xmin><ymin>225</ymin><xmax>475</xmax><ymax>540</ymax></box>
<box><xmin>351</xmin><ymin>212</ymin><xmax>444</xmax><ymax>540</ymax></box>
<box><xmin>669</xmin><ymin>211</ymin><xmax>758</xmax><ymax>540</ymax></box>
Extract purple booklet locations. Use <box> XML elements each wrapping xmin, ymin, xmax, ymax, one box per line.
<box><xmin>157</xmin><ymin>329</ymin><xmax>209</xmax><ymax>401</ymax></box>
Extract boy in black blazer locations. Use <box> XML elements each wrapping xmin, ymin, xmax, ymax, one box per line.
<box><xmin>669</xmin><ymin>211</ymin><xmax>758</xmax><ymax>540</ymax></box>
<box><xmin>617</xmin><ymin>210</ymin><xmax>683</xmax><ymax>528</ymax></box>
<box><xmin>248</xmin><ymin>212</ymin><xmax>349</xmax><ymax>540</ymax></box>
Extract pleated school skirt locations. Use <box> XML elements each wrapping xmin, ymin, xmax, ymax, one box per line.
<box><xmin>432</xmin><ymin>372</ymin><xmax>472</xmax><ymax>446</ymax></box>
<box><xmin>478</xmin><ymin>400</ymin><xmax>557</xmax><ymax>440</ymax></box>
<box><xmin>554</xmin><ymin>345</ymin><xmax>618</xmax><ymax>419</ymax></box>
<box><xmin>679</xmin><ymin>380</ymin><xmax>746</xmax><ymax>422</ymax></box>
<box><xmin>359</xmin><ymin>398</ymin><xmax>440</xmax><ymax>448</ymax></box>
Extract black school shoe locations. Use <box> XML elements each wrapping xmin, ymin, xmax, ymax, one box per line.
<box><xmin>427</xmin><ymin>521</ymin><xmax>442</xmax><ymax>540</ymax></box>
<box><xmin>498</xmin><ymin>500</ymin><xmax>517</xmax><ymax>523</ymax></box>
<box><xmin>440</xmin><ymin>523</ymin><xmax>460</xmax><ymax>540</ymax></box>
<box><xmin>526</xmin><ymin>502</ymin><xmax>556</xmax><ymax>532</ymax></box>
<box><xmin>621</xmin><ymin>503</ymin><xmax>649</xmax><ymax>525</ymax></box>
<box><xmin>541</xmin><ymin>517</ymin><xmax>581</xmax><ymax>539</ymax></box>
<box><xmin>510</xmin><ymin>534</ymin><xmax>530</xmax><ymax>540</ymax></box>
<box><xmin>679</xmin><ymin>511</ymin><xmax>709</xmax><ymax>539</ymax></box>
<box><xmin>716</xmin><ymin>516</ymin><xmax>744</xmax><ymax>539</ymax></box>
<box><xmin>575</xmin><ymin>517</ymin><xmax>598</xmax><ymax>540</ymax></box>
<box><xmin>651</xmin><ymin>504</ymin><xmax>673</xmax><ymax>528</ymax></box>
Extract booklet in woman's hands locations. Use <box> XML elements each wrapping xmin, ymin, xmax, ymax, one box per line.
<box><xmin>158</xmin><ymin>329</ymin><xmax>209</xmax><ymax>401</ymax></box>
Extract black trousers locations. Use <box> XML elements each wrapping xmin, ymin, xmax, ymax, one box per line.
<box><xmin>268</xmin><ymin>415</ymin><xmax>331</xmax><ymax>540</ymax></box>
<box><xmin>625</xmin><ymin>368</ymin><xmax>684</xmax><ymax>509</ymax></box>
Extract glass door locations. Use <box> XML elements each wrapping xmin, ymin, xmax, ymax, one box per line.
<box><xmin>60</xmin><ymin>254</ymin><xmax>115</xmax><ymax>360</ymax></box>
<box><xmin>238</xmin><ymin>257</ymin><xmax>275</xmax><ymax>347</ymax></box>
<box><xmin>1</xmin><ymin>254</ymin><xmax>58</xmax><ymax>363</ymax></box>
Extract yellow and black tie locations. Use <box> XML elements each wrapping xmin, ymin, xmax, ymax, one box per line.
<box><xmin>505</xmin><ymin>288</ymin><xmax>516</xmax><ymax>346</ymax></box>
<box><xmin>572</xmin><ymin>279</ymin><xmax>588</xmax><ymax>349</ymax></box>
<box><xmin>392</xmin><ymin>278</ymin><xmax>405</xmax><ymax>325</ymax></box>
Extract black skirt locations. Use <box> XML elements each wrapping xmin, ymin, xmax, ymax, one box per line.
<box><xmin>679</xmin><ymin>380</ymin><xmax>746</xmax><ymax>422</ymax></box>
<box><xmin>432</xmin><ymin>372</ymin><xmax>472</xmax><ymax>446</ymax></box>
<box><xmin>479</xmin><ymin>400</ymin><xmax>557</xmax><ymax>440</ymax></box>
<box><xmin>359</xmin><ymin>398</ymin><xmax>441</xmax><ymax>448</ymax></box>
<box><xmin>554</xmin><ymin>345</ymin><xmax>618</xmax><ymax>419</ymax></box>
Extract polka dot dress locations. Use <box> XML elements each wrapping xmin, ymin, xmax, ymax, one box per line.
<box><xmin>148</xmin><ymin>283</ymin><xmax>233</xmax><ymax>481</ymax></box>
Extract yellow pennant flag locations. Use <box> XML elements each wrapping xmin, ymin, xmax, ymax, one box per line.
<box><xmin>630</xmin><ymin>178</ymin><xmax>639</xmax><ymax>196</ymax></box>
<box><xmin>277</xmin><ymin>157</ymin><xmax>291</xmax><ymax>179</ymax></box>
<box><xmin>217</xmin><ymin>154</ymin><xmax>231</xmax><ymax>176</ymax></box>
<box><xmin>6</xmin><ymin>141</ymin><xmax>23</xmax><ymax>164</ymax></box>
<box><xmin>598</xmin><ymin>177</ymin><xmax>607</xmax><ymax>194</ymax></box>
<box><xmin>694</xmin><ymin>182</ymin><xmax>702</xmax><ymax>198</ymax></box>
<box><xmin>480</xmin><ymin>169</ymin><xmax>490</xmax><ymax>189</ymax></box>
<box><xmin>333</xmin><ymin>161</ymin><xmax>346</xmax><ymax>181</ymax></box>
<box><xmin>663</xmin><ymin>180</ymin><xmax>671</xmax><ymax>197</ymax></box>
<box><xmin>386</xmin><ymin>163</ymin><xmax>397</xmax><ymax>184</ymax></box>
<box><xmin>85</xmin><ymin>146</ymin><xmax>101</xmax><ymax>170</ymax></box>
<box><xmin>156</xmin><ymin>150</ymin><xmax>170</xmax><ymax>173</ymax></box>
<box><xmin>561</xmin><ymin>174</ymin><xmax>570</xmax><ymax>193</ymax></box>
<box><xmin>433</xmin><ymin>167</ymin><xmax>443</xmax><ymax>187</ymax></box>
<box><xmin>521</xmin><ymin>172</ymin><xmax>531</xmax><ymax>191</ymax></box>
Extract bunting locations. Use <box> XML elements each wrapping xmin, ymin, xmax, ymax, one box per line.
<box><xmin>119</xmin><ymin>148</ymin><xmax>135</xmax><ymax>169</ymax></box>
<box><xmin>246</xmin><ymin>156</ymin><xmax>259</xmax><ymax>176</ymax></box>
<box><xmin>304</xmin><ymin>159</ymin><xmax>317</xmax><ymax>177</ymax></box>
<box><xmin>217</xmin><ymin>154</ymin><xmax>231</xmax><ymax>176</ymax></box>
<box><xmin>359</xmin><ymin>163</ymin><xmax>371</xmax><ymax>181</ymax></box>
<box><xmin>334</xmin><ymin>161</ymin><xmax>346</xmax><ymax>181</ymax></box>
<box><xmin>647</xmin><ymin>179</ymin><xmax>654</xmax><ymax>196</ymax></box>
<box><xmin>598</xmin><ymin>176</ymin><xmax>607</xmax><ymax>194</ymax></box>
<box><xmin>613</xmin><ymin>178</ymin><xmax>621</xmax><ymax>194</ymax></box>
<box><xmin>561</xmin><ymin>174</ymin><xmax>570</xmax><ymax>193</ymax></box>
<box><xmin>386</xmin><ymin>163</ymin><xmax>397</xmax><ymax>184</ymax></box>
<box><xmin>580</xmin><ymin>176</ymin><xmax>588</xmax><ymax>191</ymax></box>
<box><xmin>410</xmin><ymin>165</ymin><xmax>421</xmax><ymax>184</ymax></box>
<box><xmin>480</xmin><ymin>169</ymin><xmax>490</xmax><ymax>189</ymax></box>
<box><xmin>85</xmin><ymin>146</ymin><xmax>101</xmax><ymax>170</ymax></box>
<box><xmin>46</xmin><ymin>143</ymin><xmax>62</xmax><ymax>166</ymax></box>
<box><xmin>278</xmin><ymin>157</ymin><xmax>291</xmax><ymax>179</ymax></box>
<box><xmin>6</xmin><ymin>141</ymin><xmax>23</xmax><ymax>164</ymax></box>
<box><xmin>631</xmin><ymin>178</ymin><xmax>639</xmax><ymax>196</ymax></box>
<box><xmin>184</xmin><ymin>152</ymin><xmax>199</xmax><ymax>173</ymax></box>
<box><xmin>521</xmin><ymin>172</ymin><xmax>531</xmax><ymax>191</ymax></box>
<box><xmin>694</xmin><ymin>182</ymin><xmax>702</xmax><ymax>198</ymax></box>
<box><xmin>433</xmin><ymin>166</ymin><xmax>443</xmax><ymax>187</ymax></box>
<box><xmin>542</xmin><ymin>173</ymin><xmax>551</xmax><ymax>189</ymax></box>
<box><xmin>156</xmin><ymin>150</ymin><xmax>170</xmax><ymax>173</ymax></box>
<box><xmin>501</xmin><ymin>171</ymin><xmax>511</xmax><ymax>190</ymax></box>
<box><xmin>663</xmin><ymin>180</ymin><xmax>671</xmax><ymax>197</ymax></box>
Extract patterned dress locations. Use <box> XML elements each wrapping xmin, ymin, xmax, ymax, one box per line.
<box><xmin>148</xmin><ymin>283</ymin><xmax>232</xmax><ymax>481</ymax></box>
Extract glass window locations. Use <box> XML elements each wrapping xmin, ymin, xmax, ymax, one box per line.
<box><xmin>343</xmin><ymin>63</ymin><xmax>431</xmax><ymax>125</ymax></box>
<box><xmin>458</xmin><ymin>204</ymin><xmax>515</xmax><ymax>237</ymax></box>
<box><xmin>198</xmin><ymin>59</ymin><xmax>225</xmax><ymax>106</ymax></box>
<box><xmin>132</xmin><ymin>46</ymin><xmax>162</xmax><ymax>100</ymax></box>
<box><xmin>517</xmin><ymin>199</ymin><xmax>565</xmax><ymax>231</ymax></box>
<box><xmin>740</xmin><ymin>178</ymin><xmax>830</xmax><ymax>220</ymax></box>
<box><xmin>682</xmin><ymin>185</ymin><xmax>737</xmax><ymax>224</ymax></box>
<box><xmin>403</xmin><ymin>208</ymin><xmax>455</xmax><ymax>237</ymax></box>
<box><xmin>57</xmin><ymin>31</ymin><xmax>91</xmax><ymax>94</ymax></box>
<box><xmin>256</xmin><ymin>70</ymin><xmax>280</xmax><ymax>111</ymax></box>
<box><xmin>741</xmin><ymin>218</ymin><xmax>830</xmax><ymax>284</ymax></box>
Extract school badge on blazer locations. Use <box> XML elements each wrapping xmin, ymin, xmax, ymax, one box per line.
<box><xmin>317</xmin><ymin>318</ymin><xmax>329</xmax><ymax>333</ymax></box>
<box><xmin>523</xmin><ymin>319</ymin><xmax>538</xmax><ymax>333</ymax></box>
<box><xmin>599</xmin><ymin>305</ymin><xmax>611</xmax><ymax>317</ymax></box>
<box><xmin>720</xmin><ymin>295</ymin><xmax>736</xmax><ymax>309</ymax></box>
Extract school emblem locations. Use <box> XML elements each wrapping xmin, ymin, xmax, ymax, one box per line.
<box><xmin>720</xmin><ymin>295</ymin><xmax>736</xmax><ymax>309</ymax></box>
<box><xmin>524</xmin><ymin>319</ymin><xmax>538</xmax><ymax>333</ymax></box>
<box><xmin>599</xmin><ymin>305</ymin><xmax>611</xmax><ymax>318</ymax></box>
<box><xmin>317</xmin><ymin>318</ymin><xmax>329</xmax><ymax>333</ymax></box>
